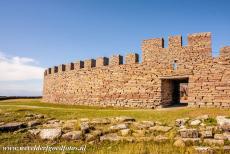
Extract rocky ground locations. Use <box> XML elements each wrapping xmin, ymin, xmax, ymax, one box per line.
<box><xmin>0</xmin><ymin>112</ymin><xmax>230</xmax><ymax>153</ymax></box>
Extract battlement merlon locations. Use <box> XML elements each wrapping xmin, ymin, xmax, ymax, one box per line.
<box><xmin>96</xmin><ymin>57</ymin><xmax>109</xmax><ymax>67</ymax></box>
<box><xmin>142</xmin><ymin>32</ymin><xmax>212</xmax><ymax>62</ymax></box>
<box><xmin>168</xmin><ymin>35</ymin><xmax>182</xmax><ymax>48</ymax></box>
<box><xmin>187</xmin><ymin>32</ymin><xmax>211</xmax><ymax>48</ymax></box>
<box><xmin>84</xmin><ymin>59</ymin><xmax>96</xmax><ymax>69</ymax></box>
<box><xmin>125</xmin><ymin>53</ymin><xmax>139</xmax><ymax>64</ymax></box>
<box><xmin>220</xmin><ymin>46</ymin><xmax>230</xmax><ymax>59</ymax></box>
<box><xmin>74</xmin><ymin>61</ymin><xmax>84</xmax><ymax>70</ymax></box>
<box><xmin>110</xmin><ymin>55</ymin><xmax>123</xmax><ymax>66</ymax></box>
<box><xmin>58</xmin><ymin>64</ymin><xmax>66</xmax><ymax>73</ymax></box>
<box><xmin>66</xmin><ymin>63</ymin><xmax>74</xmax><ymax>71</ymax></box>
<box><xmin>52</xmin><ymin>66</ymin><xmax>58</xmax><ymax>74</ymax></box>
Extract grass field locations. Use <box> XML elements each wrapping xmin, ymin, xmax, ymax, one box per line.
<box><xmin>0</xmin><ymin>99</ymin><xmax>229</xmax><ymax>154</ymax></box>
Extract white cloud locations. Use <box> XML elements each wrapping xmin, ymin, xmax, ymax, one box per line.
<box><xmin>0</xmin><ymin>52</ymin><xmax>44</xmax><ymax>96</ymax></box>
<box><xmin>0</xmin><ymin>80</ymin><xmax>42</xmax><ymax>96</ymax></box>
<box><xmin>0</xmin><ymin>52</ymin><xmax>44</xmax><ymax>81</ymax></box>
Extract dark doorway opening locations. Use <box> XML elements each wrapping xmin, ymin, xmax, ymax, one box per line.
<box><xmin>161</xmin><ymin>77</ymin><xmax>188</xmax><ymax>107</ymax></box>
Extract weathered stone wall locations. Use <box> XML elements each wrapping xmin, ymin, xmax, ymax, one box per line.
<box><xmin>43</xmin><ymin>32</ymin><xmax>230</xmax><ymax>108</ymax></box>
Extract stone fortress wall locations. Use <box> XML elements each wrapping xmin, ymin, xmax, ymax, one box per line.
<box><xmin>43</xmin><ymin>32</ymin><xmax>230</xmax><ymax>108</ymax></box>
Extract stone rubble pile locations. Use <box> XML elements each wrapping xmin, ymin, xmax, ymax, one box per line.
<box><xmin>0</xmin><ymin>113</ymin><xmax>230</xmax><ymax>152</ymax></box>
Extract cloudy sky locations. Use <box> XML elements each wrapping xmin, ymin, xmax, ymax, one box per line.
<box><xmin>0</xmin><ymin>0</ymin><xmax>229</xmax><ymax>96</ymax></box>
<box><xmin>0</xmin><ymin>52</ymin><xmax>44</xmax><ymax>96</ymax></box>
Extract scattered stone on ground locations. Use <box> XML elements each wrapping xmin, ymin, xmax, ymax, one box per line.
<box><xmin>154</xmin><ymin>135</ymin><xmax>169</xmax><ymax>142</ymax></box>
<box><xmin>2</xmin><ymin>114</ymin><xmax>228</xmax><ymax>147</ymax></box>
<box><xmin>216</xmin><ymin>116</ymin><xmax>230</xmax><ymax>131</ymax></box>
<box><xmin>90</xmin><ymin>118</ymin><xmax>111</xmax><ymax>125</ymax></box>
<box><xmin>62</xmin><ymin>131</ymin><xmax>82</xmax><ymax>140</ymax></box>
<box><xmin>115</xmin><ymin>116</ymin><xmax>135</xmax><ymax>123</ymax></box>
<box><xmin>200</xmin><ymin>127</ymin><xmax>213</xmax><ymax>138</ymax></box>
<box><xmin>179</xmin><ymin>128</ymin><xmax>199</xmax><ymax>138</ymax></box>
<box><xmin>39</xmin><ymin>128</ymin><xmax>62</xmax><ymax>140</ymax></box>
<box><xmin>194</xmin><ymin>146</ymin><xmax>213</xmax><ymax>154</ymax></box>
<box><xmin>43</xmin><ymin>120</ymin><xmax>62</xmax><ymax>128</ymax></box>
<box><xmin>214</xmin><ymin>133</ymin><xmax>227</xmax><ymax>140</ymax></box>
<box><xmin>203</xmin><ymin>139</ymin><xmax>224</xmax><ymax>146</ymax></box>
<box><xmin>110</xmin><ymin>123</ymin><xmax>128</xmax><ymax>130</ymax></box>
<box><xmin>28</xmin><ymin>120</ymin><xmax>41</xmax><ymax>127</ymax></box>
<box><xmin>0</xmin><ymin>122</ymin><xmax>26</xmax><ymax>132</ymax></box>
<box><xmin>190</xmin><ymin>119</ymin><xmax>201</xmax><ymax>126</ymax></box>
<box><xmin>175</xmin><ymin>118</ymin><xmax>189</xmax><ymax>127</ymax></box>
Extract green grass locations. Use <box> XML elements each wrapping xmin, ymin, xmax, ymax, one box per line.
<box><xmin>203</xmin><ymin>117</ymin><xmax>217</xmax><ymax>126</ymax></box>
<box><xmin>0</xmin><ymin>99</ymin><xmax>229</xmax><ymax>154</ymax></box>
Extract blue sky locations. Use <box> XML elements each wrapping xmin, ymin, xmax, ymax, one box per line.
<box><xmin>0</xmin><ymin>0</ymin><xmax>229</xmax><ymax>96</ymax></box>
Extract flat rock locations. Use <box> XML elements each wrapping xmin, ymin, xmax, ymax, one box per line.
<box><xmin>90</xmin><ymin>118</ymin><xmax>110</xmax><ymax>125</ymax></box>
<box><xmin>43</xmin><ymin>120</ymin><xmax>62</xmax><ymax>128</ymax></box>
<box><xmin>39</xmin><ymin>128</ymin><xmax>62</xmax><ymax>140</ymax></box>
<box><xmin>194</xmin><ymin>146</ymin><xmax>213</xmax><ymax>154</ymax></box>
<box><xmin>149</xmin><ymin>126</ymin><xmax>172</xmax><ymax>132</ymax></box>
<box><xmin>47</xmin><ymin>119</ymin><xmax>60</xmax><ymax>124</ymax></box>
<box><xmin>190</xmin><ymin>119</ymin><xmax>201</xmax><ymax>126</ymax></box>
<box><xmin>115</xmin><ymin>116</ymin><xmax>135</xmax><ymax>123</ymax></box>
<box><xmin>110</xmin><ymin>123</ymin><xmax>128</xmax><ymax>130</ymax></box>
<box><xmin>154</xmin><ymin>135</ymin><xmax>169</xmax><ymax>142</ymax></box>
<box><xmin>132</xmin><ymin>121</ymin><xmax>154</xmax><ymax>129</ymax></box>
<box><xmin>34</xmin><ymin>114</ymin><xmax>45</xmax><ymax>119</ymax></box>
<box><xmin>28</xmin><ymin>120</ymin><xmax>41</xmax><ymax>127</ymax></box>
<box><xmin>214</xmin><ymin>133</ymin><xmax>227</xmax><ymax>140</ymax></box>
<box><xmin>179</xmin><ymin>128</ymin><xmax>198</xmax><ymax>138</ymax></box>
<box><xmin>100</xmin><ymin>133</ymin><xmax>122</xmax><ymax>142</ymax></box>
<box><xmin>0</xmin><ymin>122</ymin><xmax>26</xmax><ymax>132</ymax></box>
<box><xmin>62</xmin><ymin>131</ymin><xmax>82</xmax><ymax>140</ymax></box>
<box><xmin>141</xmin><ymin>121</ymin><xmax>154</xmax><ymax>127</ymax></box>
<box><xmin>175</xmin><ymin>118</ymin><xmax>189</xmax><ymax>127</ymax></box>
<box><xmin>203</xmin><ymin>139</ymin><xmax>224</xmax><ymax>146</ymax></box>
<box><xmin>216</xmin><ymin>116</ymin><xmax>230</xmax><ymax>131</ymax></box>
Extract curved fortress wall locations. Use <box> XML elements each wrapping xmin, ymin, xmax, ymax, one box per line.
<box><xmin>43</xmin><ymin>32</ymin><xmax>230</xmax><ymax>108</ymax></box>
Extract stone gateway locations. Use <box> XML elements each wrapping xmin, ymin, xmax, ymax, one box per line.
<box><xmin>43</xmin><ymin>32</ymin><xmax>230</xmax><ymax>108</ymax></box>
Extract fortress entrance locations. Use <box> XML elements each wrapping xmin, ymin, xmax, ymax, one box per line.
<box><xmin>160</xmin><ymin>77</ymin><xmax>188</xmax><ymax>107</ymax></box>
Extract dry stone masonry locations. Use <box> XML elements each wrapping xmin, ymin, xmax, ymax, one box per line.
<box><xmin>43</xmin><ymin>32</ymin><xmax>230</xmax><ymax>108</ymax></box>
